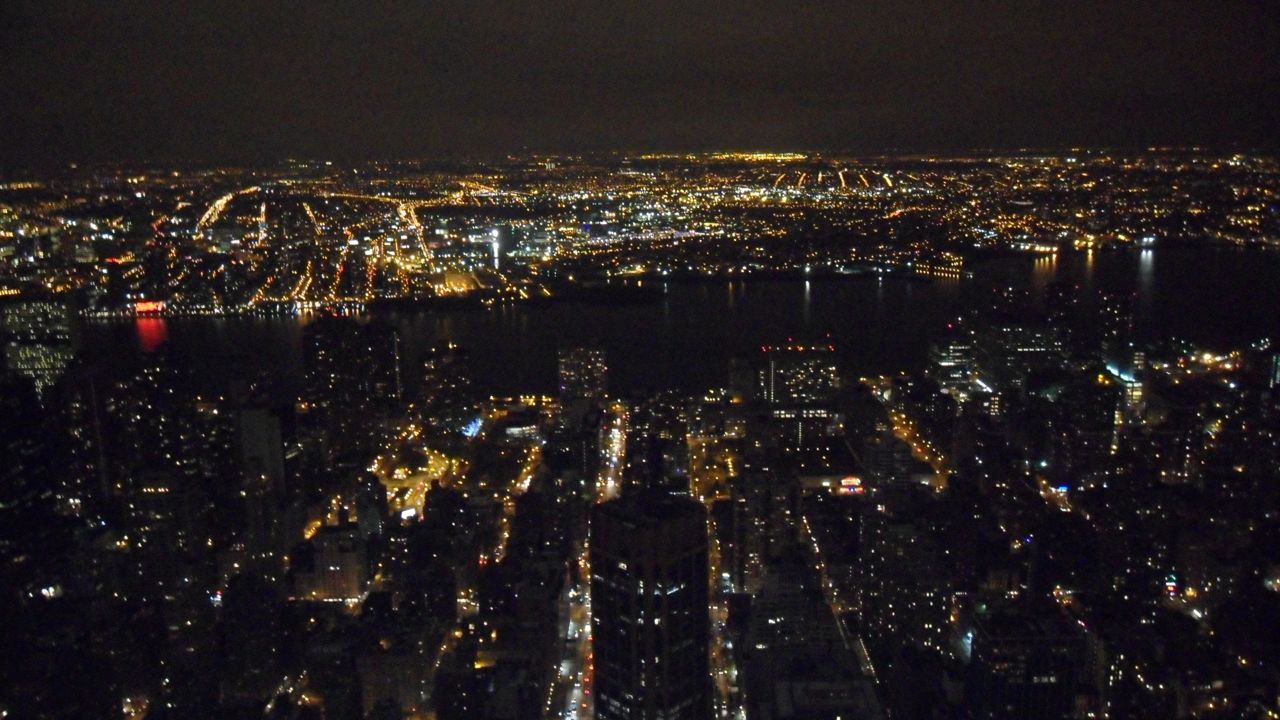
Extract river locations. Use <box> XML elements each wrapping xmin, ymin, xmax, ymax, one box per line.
<box><xmin>81</xmin><ymin>247</ymin><xmax>1280</xmax><ymax>397</ymax></box>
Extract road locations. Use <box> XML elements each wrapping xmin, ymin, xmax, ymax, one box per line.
<box><xmin>546</xmin><ymin>401</ymin><xmax>627</xmax><ymax>719</ymax></box>
<box><xmin>868</xmin><ymin>376</ymin><xmax>951</xmax><ymax>489</ymax></box>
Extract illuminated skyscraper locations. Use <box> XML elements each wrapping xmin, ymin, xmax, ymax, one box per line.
<box><xmin>928</xmin><ymin>334</ymin><xmax>973</xmax><ymax>398</ymax></box>
<box><xmin>758</xmin><ymin>344</ymin><xmax>841</xmax><ymax>451</ymax></box>
<box><xmin>1</xmin><ymin>295</ymin><xmax>76</xmax><ymax>397</ymax></box>
<box><xmin>302</xmin><ymin>316</ymin><xmax>403</xmax><ymax>453</ymax></box>
<box><xmin>759</xmin><ymin>343</ymin><xmax>839</xmax><ymax>406</ymax></box>
<box><xmin>590</xmin><ymin>490</ymin><xmax>710</xmax><ymax>720</ymax></box>
<box><xmin>559</xmin><ymin>346</ymin><xmax>608</xmax><ymax>402</ymax></box>
<box><xmin>418</xmin><ymin>342</ymin><xmax>478</xmax><ymax>435</ymax></box>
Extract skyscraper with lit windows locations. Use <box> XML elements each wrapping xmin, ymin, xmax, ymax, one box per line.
<box><xmin>758</xmin><ymin>343</ymin><xmax>841</xmax><ymax>451</ymax></box>
<box><xmin>590</xmin><ymin>490</ymin><xmax>710</xmax><ymax>720</ymax></box>
<box><xmin>559</xmin><ymin>346</ymin><xmax>608</xmax><ymax>402</ymax></box>
<box><xmin>1</xmin><ymin>295</ymin><xmax>76</xmax><ymax>398</ymax></box>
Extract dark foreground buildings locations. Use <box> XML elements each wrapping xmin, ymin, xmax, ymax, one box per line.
<box><xmin>590</xmin><ymin>490</ymin><xmax>711</xmax><ymax>720</ymax></box>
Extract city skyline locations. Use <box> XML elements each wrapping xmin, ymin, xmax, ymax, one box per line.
<box><xmin>4</xmin><ymin>3</ymin><xmax>1280</xmax><ymax>718</ymax></box>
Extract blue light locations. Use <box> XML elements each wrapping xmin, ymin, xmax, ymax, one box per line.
<box><xmin>462</xmin><ymin>416</ymin><xmax>483</xmax><ymax>438</ymax></box>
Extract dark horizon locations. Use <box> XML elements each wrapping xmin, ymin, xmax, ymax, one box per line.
<box><xmin>8</xmin><ymin>143</ymin><xmax>1280</xmax><ymax>179</ymax></box>
<box><xmin>3</xmin><ymin>1</ymin><xmax>1279</xmax><ymax>171</ymax></box>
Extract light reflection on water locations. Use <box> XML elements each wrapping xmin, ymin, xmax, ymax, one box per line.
<box><xmin>95</xmin><ymin>248</ymin><xmax>1280</xmax><ymax>397</ymax></box>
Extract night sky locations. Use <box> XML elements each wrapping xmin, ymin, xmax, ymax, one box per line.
<box><xmin>2</xmin><ymin>1</ymin><xmax>1278</xmax><ymax>168</ymax></box>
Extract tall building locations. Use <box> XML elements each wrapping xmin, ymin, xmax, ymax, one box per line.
<box><xmin>742</xmin><ymin>565</ymin><xmax>884</xmax><ymax>720</ymax></box>
<box><xmin>1097</xmin><ymin>289</ymin><xmax>1136</xmax><ymax>354</ymax></box>
<box><xmin>927</xmin><ymin>334</ymin><xmax>973</xmax><ymax>398</ymax></box>
<box><xmin>759</xmin><ymin>343</ymin><xmax>840</xmax><ymax>406</ymax></box>
<box><xmin>236</xmin><ymin>406</ymin><xmax>288</xmax><ymax>562</ymax></box>
<box><xmin>559</xmin><ymin>346</ymin><xmax>608</xmax><ymax>402</ymax></box>
<box><xmin>961</xmin><ymin>608</ymin><xmax>1087</xmax><ymax>720</ymax></box>
<box><xmin>971</xmin><ymin>323</ymin><xmax>1063</xmax><ymax>392</ymax></box>
<box><xmin>1</xmin><ymin>295</ymin><xmax>77</xmax><ymax>397</ymax></box>
<box><xmin>302</xmin><ymin>316</ymin><xmax>403</xmax><ymax>452</ymax></box>
<box><xmin>860</xmin><ymin>502</ymin><xmax>954</xmax><ymax>657</ymax></box>
<box><xmin>296</xmin><ymin>523</ymin><xmax>368</xmax><ymax>602</ymax></box>
<box><xmin>590</xmin><ymin>491</ymin><xmax>710</xmax><ymax>720</ymax></box>
<box><xmin>758</xmin><ymin>344</ymin><xmax>841</xmax><ymax>451</ymax></box>
<box><xmin>418</xmin><ymin>342</ymin><xmax>477</xmax><ymax>436</ymax></box>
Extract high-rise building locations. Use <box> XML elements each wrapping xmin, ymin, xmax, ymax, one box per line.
<box><xmin>971</xmin><ymin>323</ymin><xmax>1063</xmax><ymax>392</ymax></box>
<box><xmin>758</xmin><ymin>344</ymin><xmax>841</xmax><ymax>451</ymax></box>
<box><xmin>927</xmin><ymin>335</ymin><xmax>973</xmax><ymax>398</ymax></box>
<box><xmin>742</xmin><ymin>565</ymin><xmax>884</xmax><ymax>720</ymax></box>
<box><xmin>961</xmin><ymin>608</ymin><xmax>1087</xmax><ymax>720</ymax></box>
<box><xmin>759</xmin><ymin>343</ymin><xmax>840</xmax><ymax>406</ymax></box>
<box><xmin>1</xmin><ymin>295</ymin><xmax>77</xmax><ymax>397</ymax></box>
<box><xmin>559</xmin><ymin>346</ymin><xmax>608</xmax><ymax>402</ymax></box>
<box><xmin>860</xmin><ymin>502</ymin><xmax>954</xmax><ymax>657</ymax></box>
<box><xmin>302</xmin><ymin>316</ymin><xmax>403</xmax><ymax>453</ymax></box>
<box><xmin>1098</xmin><ymin>289</ymin><xmax>1136</xmax><ymax>353</ymax></box>
<box><xmin>590</xmin><ymin>490</ymin><xmax>710</xmax><ymax>720</ymax></box>
<box><xmin>296</xmin><ymin>523</ymin><xmax>368</xmax><ymax>602</ymax></box>
<box><xmin>418</xmin><ymin>342</ymin><xmax>478</xmax><ymax>436</ymax></box>
<box><xmin>236</xmin><ymin>407</ymin><xmax>288</xmax><ymax>563</ymax></box>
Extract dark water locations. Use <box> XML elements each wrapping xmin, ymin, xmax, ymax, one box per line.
<box><xmin>82</xmin><ymin>248</ymin><xmax>1280</xmax><ymax>396</ymax></box>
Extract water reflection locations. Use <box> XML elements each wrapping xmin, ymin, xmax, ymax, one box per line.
<box><xmin>1138</xmin><ymin>249</ymin><xmax>1156</xmax><ymax>317</ymax></box>
<box><xmin>1032</xmin><ymin>254</ymin><xmax>1056</xmax><ymax>296</ymax></box>
<box><xmin>84</xmin><ymin>250</ymin><xmax>1280</xmax><ymax>396</ymax></box>
<box><xmin>135</xmin><ymin>317</ymin><xmax>168</xmax><ymax>352</ymax></box>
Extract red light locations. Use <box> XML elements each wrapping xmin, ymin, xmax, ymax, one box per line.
<box><xmin>136</xmin><ymin>317</ymin><xmax>168</xmax><ymax>352</ymax></box>
<box><xmin>134</xmin><ymin>300</ymin><xmax>165</xmax><ymax>314</ymax></box>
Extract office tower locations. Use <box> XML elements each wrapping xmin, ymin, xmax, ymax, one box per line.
<box><xmin>927</xmin><ymin>334</ymin><xmax>973</xmax><ymax>398</ymax></box>
<box><xmin>355</xmin><ymin>472</ymin><xmax>388</xmax><ymax>539</ymax></box>
<box><xmin>296</xmin><ymin>523</ymin><xmax>368</xmax><ymax>602</ymax></box>
<box><xmin>971</xmin><ymin>323</ymin><xmax>1063</xmax><ymax>392</ymax></box>
<box><xmin>238</xmin><ymin>407</ymin><xmax>286</xmax><ymax>494</ymax></box>
<box><xmin>1097</xmin><ymin>289</ymin><xmax>1136</xmax><ymax>354</ymax></box>
<box><xmin>54</xmin><ymin>364</ymin><xmax>112</xmax><ymax>516</ymax></box>
<box><xmin>758</xmin><ymin>343</ymin><xmax>841</xmax><ymax>452</ymax></box>
<box><xmin>559</xmin><ymin>346</ymin><xmax>608</xmax><ymax>402</ymax></box>
<box><xmin>418</xmin><ymin>342</ymin><xmax>478</xmax><ymax>435</ymax></box>
<box><xmin>304</xmin><ymin>316</ymin><xmax>403</xmax><ymax>410</ymax></box>
<box><xmin>303</xmin><ymin>316</ymin><xmax>403</xmax><ymax>452</ymax></box>
<box><xmin>728</xmin><ymin>355</ymin><xmax>757</xmax><ymax>402</ymax></box>
<box><xmin>1045</xmin><ymin>280</ymin><xmax>1085</xmax><ymax>351</ymax></box>
<box><xmin>860</xmin><ymin>501</ymin><xmax>954</xmax><ymax>657</ymax></box>
<box><xmin>236</xmin><ymin>407</ymin><xmax>288</xmax><ymax>563</ymax></box>
<box><xmin>759</xmin><ymin>343</ymin><xmax>839</xmax><ymax>405</ymax></box>
<box><xmin>1</xmin><ymin>295</ymin><xmax>76</xmax><ymax>397</ymax></box>
<box><xmin>0</xmin><ymin>370</ymin><xmax>62</xmax><ymax>565</ymax></box>
<box><xmin>590</xmin><ymin>491</ymin><xmax>710</xmax><ymax>720</ymax></box>
<box><xmin>218</xmin><ymin>572</ymin><xmax>285</xmax><ymax>706</ymax></box>
<box><xmin>103</xmin><ymin>361</ymin><xmax>237</xmax><ymax>597</ymax></box>
<box><xmin>962</xmin><ymin>608</ymin><xmax>1086</xmax><ymax>719</ymax></box>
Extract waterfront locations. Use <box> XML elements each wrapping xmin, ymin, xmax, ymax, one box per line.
<box><xmin>83</xmin><ymin>247</ymin><xmax>1280</xmax><ymax>396</ymax></box>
